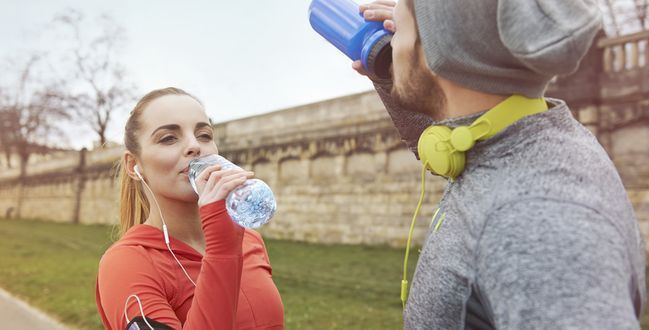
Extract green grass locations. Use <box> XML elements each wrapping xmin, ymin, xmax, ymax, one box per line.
<box><xmin>0</xmin><ymin>218</ymin><xmax>416</xmax><ymax>329</ymax></box>
<box><xmin>266</xmin><ymin>240</ymin><xmax>414</xmax><ymax>329</ymax></box>
<box><xmin>1</xmin><ymin>217</ymin><xmax>648</xmax><ymax>329</ymax></box>
<box><xmin>0</xmin><ymin>218</ymin><xmax>113</xmax><ymax>329</ymax></box>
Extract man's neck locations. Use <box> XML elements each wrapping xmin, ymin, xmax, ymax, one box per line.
<box><xmin>437</xmin><ymin>76</ymin><xmax>508</xmax><ymax>119</ymax></box>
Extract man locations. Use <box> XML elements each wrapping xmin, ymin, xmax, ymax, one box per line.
<box><xmin>353</xmin><ymin>0</ymin><xmax>646</xmax><ymax>328</ymax></box>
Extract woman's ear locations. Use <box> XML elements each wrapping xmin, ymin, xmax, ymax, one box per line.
<box><xmin>124</xmin><ymin>152</ymin><xmax>141</xmax><ymax>181</ymax></box>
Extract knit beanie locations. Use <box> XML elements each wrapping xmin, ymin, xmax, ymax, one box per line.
<box><xmin>413</xmin><ymin>0</ymin><xmax>602</xmax><ymax>97</ymax></box>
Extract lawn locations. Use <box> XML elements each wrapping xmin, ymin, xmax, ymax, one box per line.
<box><xmin>0</xmin><ymin>218</ymin><xmax>416</xmax><ymax>329</ymax></box>
<box><xmin>1</xmin><ymin>217</ymin><xmax>647</xmax><ymax>329</ymax></box>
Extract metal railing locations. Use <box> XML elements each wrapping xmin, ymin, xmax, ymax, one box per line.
<box><xmin>598</xmin><ymin>30</ymin><xmax>649</xmax><ymax>72</ymax></box>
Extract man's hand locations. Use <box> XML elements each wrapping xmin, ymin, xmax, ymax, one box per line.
<box><xmin>352</xmin><ymin>0</ymin><xmax>397</xmax><ymax>77</ymax></box>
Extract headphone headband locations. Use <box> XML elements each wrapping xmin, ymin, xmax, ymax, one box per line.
<box><xmin>417</xmin><ymin>95</ymin><xmax>548</xmax><ymax>179</ymax></box>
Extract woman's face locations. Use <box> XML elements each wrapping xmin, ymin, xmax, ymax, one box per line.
<box><xmin>135</xmin><ymin>94</ymin><xmax>218</xmax><ymax>202</ymax></box>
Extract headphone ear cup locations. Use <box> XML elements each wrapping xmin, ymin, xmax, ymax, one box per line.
<box><xmin>417</xmin><ymin>126</ymin><xmax>466</xmax><ymax>179</ymax></box>
<box><xmin>446</xmin><ymin>143</ymin><xmax>466</xmax><ymax>179</ymax></box>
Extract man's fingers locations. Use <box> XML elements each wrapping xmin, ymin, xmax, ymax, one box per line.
<box><xmin>372</xmin><ymin>0</ymin><xmax>397</xmax><ymax>6</ymax></box>
<box><xmin>352</xmin><ymin>60</ymin><xmax>369</xmax><ymax>76</ymax></box>
<box><xmin>384</xmin><ymin>19</ymin><xmax>395</xmax><ymax>32</ymax></box>
<box><xmin>360</xmin><ymin>0</ymin><xmax>396</xmax><ymax>11</ymax></box>
<box><xmin>363</xmin><ymin>8</ymin><xmax>394</xmax><ymax>21</ymax></box>
<box><xmin>360</xmin><ymin>4</ymin><xmax>396</xmax><ymax>13</ymax></box>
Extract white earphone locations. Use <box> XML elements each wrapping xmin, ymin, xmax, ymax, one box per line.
<box><xmin>134</xmin><ymin>165</ymin><xmax>142</xmax><ymax>179</ymax></box>
<box><xmin>132</xmin><ymin>163</ymin><xmax>194</xmax><ymax>284</ymax></box>
<box><xmin>124</xmin><ymin>163</ymin><xmax>197</xmax><ymax>329</ymax></box>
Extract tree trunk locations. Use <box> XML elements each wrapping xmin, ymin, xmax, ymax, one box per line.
<box><xmin>19</xmin><ymin>152</ymin><xmax>29</xmax><ymax>179</ymax></box>
<box><xmin>605</xmin><ymin>0</ymin><xmax>621</xmax><ymax>36</ymax></box>
<box><xmin>72</xmin><ymin>148</ymin><xmax>87</xmax><ymax>224</ymax></box>
<box><xmin>16</xmin><ymin>152</ymin><xmax>29</xmax><ymax>219</ymax></box>
<box><xmin>97</xmin><ymin>121</ymin><xmax>107</xmax><ymax>148</ymax></box>
<box><xmin>3</xmin><ymin>150</ymin><xmax>11</xmax><ymax>168</ymax></box>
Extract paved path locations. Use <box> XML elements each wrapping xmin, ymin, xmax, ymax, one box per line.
<box><xmin>0</xmin><ymin>287</ymin><xmax>68</xmax><ymax>330</ymax></box>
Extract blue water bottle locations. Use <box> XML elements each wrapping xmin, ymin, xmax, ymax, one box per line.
<box><xmin>309</xmin><ymin>0</ymin><xmax>393</xmax><ymax>80</ymax></box>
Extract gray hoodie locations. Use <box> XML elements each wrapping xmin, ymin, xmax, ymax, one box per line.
<box><xmin>374</xmin><ymin>83</ymin><xmax>646</xmax><ymax>329</ymax></box>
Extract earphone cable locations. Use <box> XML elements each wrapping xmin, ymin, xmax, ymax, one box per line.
<box><xmin>401</xmin><ymin>163</ymin><xmax>428</xmax><ymax>309</ymax></box>
<box><xmin>137</xmin><ymin>172</ymin><xmax>197</xmax><ymax>287</ymax></box>
<box><xmin>124</xmin><ymin>294</ymin><xmax>155</xmax><ymax>330</ymax></box>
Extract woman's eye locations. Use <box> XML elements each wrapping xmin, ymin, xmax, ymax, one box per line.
<box><xmin>199</xmin><ymin>134</ymin><xmax>213</xmax><ymax>140</ymax></box>
<box><xmin>159</xmin><ymin>135</ymin><xmax>177</xmax><ymax>144</ymax></box>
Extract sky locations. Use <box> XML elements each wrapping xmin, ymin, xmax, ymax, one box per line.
<box><xmin>0</xmin><ymin>0</ymin><xmax>377</xmax><ymax>149</ymax></box>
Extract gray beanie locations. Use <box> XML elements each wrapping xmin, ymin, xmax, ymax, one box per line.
<box><xmin>413</xmin><ymin>0</ymin><xmax>602</xmax><ymax>97</ymax></box>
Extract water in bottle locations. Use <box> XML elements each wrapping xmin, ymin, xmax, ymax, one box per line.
<box><xmin>188</xmin><ymin>154</ymin><xmax>276</xmax><ymax>228</ymax></box>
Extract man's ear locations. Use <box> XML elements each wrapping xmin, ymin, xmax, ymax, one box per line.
<box><xmin>124</xmin><ymin>152</ymin><xmax>141</xmax><ymax>181</ymax></box>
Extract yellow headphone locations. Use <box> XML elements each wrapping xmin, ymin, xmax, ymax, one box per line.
<box><xmin>417</xmin><ymin>95</ymin><xmax>548</xmax><ymax>179</ymax></box>
<box><xmin>400</xmin><ymin>94</ymin><xmax>548</xmax><ymax>308</ymax></box>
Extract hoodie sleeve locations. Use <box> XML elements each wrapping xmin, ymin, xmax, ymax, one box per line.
<box><xmin>185</xmin><ymin>200</ymin><xmax>245</xmax><ymax>329</ymax></box>
<box><xmin>96</xmin><ymin>200</ymin><xmax>244</xmax><ymax>330</ymax></box>
<box><xmin>97</xmin><ymin>245</ymin><xmax>178</xmax><ymax>329</ymax></box>
<box><xmin>476</xmin><ymin>198</ymin><xmax>641</xmax><ymax>329</ymax></box>
<box><xmin>373</xmin><ymin>81</ymin><xmax>434</xmax><ymax>159</ymax></box>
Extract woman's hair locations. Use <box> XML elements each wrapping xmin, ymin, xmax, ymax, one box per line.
<box><xmin>116</xmin><ymin>87</ymin><xmax>201</xmax><ymax>237</ymax></box>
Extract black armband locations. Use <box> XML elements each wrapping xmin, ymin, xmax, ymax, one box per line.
<box><xmin>126</xmin><ymin>316</ymin><xmax>174</xmax><ymax>330</ymax></box>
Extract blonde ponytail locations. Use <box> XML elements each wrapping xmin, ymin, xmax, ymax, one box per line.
<box><xmin>117</xmin><ymin>159</ymin><xmax>150</xmax><ymax>237</ymax></box>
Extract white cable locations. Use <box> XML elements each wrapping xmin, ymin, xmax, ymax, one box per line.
<box><xmin>137</xmin><ymin>169</ymin><xmax>197</xmax><ymax>287</ymax></box>
<box><xmin>124</xmin><ymin>294</ymin><xmax>155</xmax><ymax>330</ymax></box>
<box><xmin>166</xmin><ymin>237</ymin><xmax>198</xmax><ymax>287</ymax></box>
<box><xmin>122</xmin><ymin>168</ymin><xmax>197</xmax><ymax>330</ymax></box>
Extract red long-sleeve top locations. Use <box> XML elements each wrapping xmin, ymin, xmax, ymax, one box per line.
<box><xmin>95</xmin><ymin>200</ymin><xmax>284</xmax><ymax>329</ymax></box>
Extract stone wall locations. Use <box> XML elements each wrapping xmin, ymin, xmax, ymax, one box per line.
<box><xmin>0</xmin><ymin>91</ymin><xmax>449</xmax><ymax>246</ymax></box>
<box><xmin>208</xmin><ymin>91</ymin><xmax>448</xmax><ymax>245</ymax></box>
<box><xmin>1</xmin><ymin>31</ymin><xmax>648</xmax><ymax>247</ymax></box>
<box><xmin>0</xmin><ymin>148</ymin><xmax>122</xmax><ymax>225</ymax></box>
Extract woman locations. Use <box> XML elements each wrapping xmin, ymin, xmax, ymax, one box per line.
<box><xmin>96</xmin><ymin>87</ymin><xmax>284</xmax><ymax>329</ymax></box>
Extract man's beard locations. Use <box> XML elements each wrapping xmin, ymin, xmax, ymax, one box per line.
<box><xmin>391</xmin><ymin>53</ymin><xmax>447</xmax><ymax>121</ymax></box>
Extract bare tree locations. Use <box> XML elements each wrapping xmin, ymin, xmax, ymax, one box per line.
<box><xmin>601</xmin><ymin>0</ymin><xmax>649</xmax><ymax>36</ymax></box>
<box><xmin>634</xmin><ymin>0</ymin><xmax>649</xmax><ymax>30</ymax></box>
<box><xmin>0</xmin><ymin>55</ymin><xmax>71</xmax><ymax>178</ymax></box>
<box><xmin>604</xmin><ymin>0</ymin><xmax>623</xmax><ymax>36</ymax></box>
<box><xmin>0</xmin><ymin>88</ymin><xmax>14</xmax><ymax>168</ymax></box>
<box><xmin>55</xmin><ymin>9</ymin><xmax>135</xmax><ymax>148</ymax></box>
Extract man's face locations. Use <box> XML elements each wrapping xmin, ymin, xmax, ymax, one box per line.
<box><xmin>390</xmin><ymin>0</ymin><xmax>446</xmax><ymax>120</ymax></box>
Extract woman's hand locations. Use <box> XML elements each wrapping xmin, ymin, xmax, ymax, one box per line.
<box><xmin>352</xmin><ymin>0</ymin><xmax>397</xmax><ymax>76</ymax></box>
<box><xmin>195</xmin><ymin>165</ymin><xmax>255</xmax><ymax>207</ymax></box>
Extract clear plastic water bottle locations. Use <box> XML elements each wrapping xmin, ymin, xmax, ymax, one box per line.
<box><xmin>188</xmin><ymin>154</ymin><xmax>276</xmax><ymax>228</ymax></box>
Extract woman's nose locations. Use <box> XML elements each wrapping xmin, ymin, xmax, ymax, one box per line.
<box><xmin>184</xmin><ymin>136</ymin><xmax>201</xmax><ymax>157</ymax></box>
